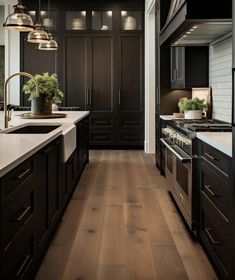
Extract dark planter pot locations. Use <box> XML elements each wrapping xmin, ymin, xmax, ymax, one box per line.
<box><xmin>31</xmin><ymin>95</ymin><xmax>52</xmax><ymax>115</ymax></box>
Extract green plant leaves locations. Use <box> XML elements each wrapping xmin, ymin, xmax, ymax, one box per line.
<box><xmin>23</xmin><ymin>72</ymin><xmax>64</xmax><ymax>104</ymax></box>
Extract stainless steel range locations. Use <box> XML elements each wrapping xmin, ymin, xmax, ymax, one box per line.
<box><xmin>160</xmin><ymin>119</ymin><xmax>231</xmax><ymax>234</ymax></box>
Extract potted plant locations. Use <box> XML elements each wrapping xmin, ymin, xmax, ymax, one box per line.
<box><xmin>180</xmin><ymin>97</ymin><xmax>207</xmax><ymax>119</ymax></box>
<box><xmin>23</xmin><ymin>72</ymin><xmax>64</xmax><ymax>115</ymax></box>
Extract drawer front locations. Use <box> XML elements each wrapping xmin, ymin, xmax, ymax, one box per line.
<box><xmin>91</xmin><ymin>117</ymin><xmax>113</xmax><ymax>127</ymax></box>
<box><xmin>2</xmin><ymin>158</ymin><xmax>35</xmax><ymax>199</ymax></box>
<box><xmin>199</xmin><ymin>142</ymin><xmax>231</xmax><ymax>179</ymax></box>
<box><xmin>201</xmin><ymin>193</ymin><xmax>231</xmax><ymax>278</ymax></box>
<box><xmin>90</xmin><ymin>132</ymin><xmax>113</xmax><ymax>144</ymax></box>
<box><xmin>201</xmin><ymin>163</ymin><xmax>232</xmax><ymax>221</ymax></box>
<box><xmin>120</xmin><ymin>131</ymin><xmax>143</xmax><ymax>144</ymax></box>
<box><xmin>120</xmin><ymin>116</ymin><xmax>142</xmax><ymax>128</ymax></box>
<box><xmin>2</xmin><ymin>186</ymin><xmax>34</xmax><ymax>250</ymax></box>
<box><xmin>2</xmin><ymin>227</ymin><xmax>34</xmax><ymax>280</ymax></box>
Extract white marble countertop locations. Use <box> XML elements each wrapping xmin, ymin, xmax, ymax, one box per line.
<box><xmin>0</xmin><ymin>111</ymin><xmax>89</xmax><ymax>177</ymax></box>
<box><xmin>196</xmin><ymin>132</ymin><xmax>232</xmax><ymax>157</ymax></box>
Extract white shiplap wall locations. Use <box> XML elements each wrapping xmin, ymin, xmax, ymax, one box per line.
<box><xmin>209</xmin><ymin>36</ymin><xmax>232</xmax><ymax>123</ymax></box>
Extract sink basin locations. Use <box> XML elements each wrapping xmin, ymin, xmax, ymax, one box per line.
<box><xmin>5</xmin><ymin>125</ymin><xmax>61</xmax><ymax>134</ymax></box>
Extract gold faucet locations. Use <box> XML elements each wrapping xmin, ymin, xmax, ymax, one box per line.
<box><xmin>3</xmin><ymin>72</ymin><xmax>39</xmax><ymax>128</ymax></box>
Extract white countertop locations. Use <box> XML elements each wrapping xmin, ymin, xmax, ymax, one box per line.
<box><xmin>196</xmin><ymin>132</ymin><xmax>232</xmax><ymax>157</ymax></box>
<box><xmin>9</xmin><ymin>111</ymin><xmax>89</xmax><ymax>126</ymax></box>
<box><xmin>0</xmin><ymin>111</ymin><xmax>89</xmax><ymax>177</ymax></box>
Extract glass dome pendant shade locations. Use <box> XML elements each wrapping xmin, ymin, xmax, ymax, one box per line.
<box><xmin>3</xmin><ymin>0</ymin><xmax>34</xmax><ymax>32</ymax></box>
<box><xmin>27</xmin><ymin>0</ymin><xmax>49</xmax><ymax>43</ymax></box>
<box><xmin>39</xmin><ymin>33</ymin><xmax>58</xmax><ymax>51</ymax></box>
<box><xmin>27</xmin><ymin>23</ymin><xmax>49</xmax><ymax>43</ymax></box>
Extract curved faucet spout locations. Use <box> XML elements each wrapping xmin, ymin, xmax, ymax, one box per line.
<box><xmin>3</xmin><ymin>72</ymin><xmax>39</xmax><ymax>128</ymax></box>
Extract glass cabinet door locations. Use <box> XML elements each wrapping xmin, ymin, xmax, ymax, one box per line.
<box><xmin>121</xmin><ymin>11</ymin><xmax>142</xmax><ymax>31</ymax></box>
<box><xmin>92</xmin><ymin>10</ymin><xmax>113</xmax><ymax>31</ymax></box>
<box><xmin>28</xmin><ymin>10</ymin><xmax>56</xmax><ymax>30</ymax></box>
<box><xmin>66</xmin><ymin>11</ymin><xmax>86</xmax><ymax>30</ymax></box>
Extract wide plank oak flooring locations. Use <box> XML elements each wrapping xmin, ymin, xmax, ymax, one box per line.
<box><xmin>36</xmin><ymin>150</ymin><xmax>217</xmax><ymax>280</ymax></box>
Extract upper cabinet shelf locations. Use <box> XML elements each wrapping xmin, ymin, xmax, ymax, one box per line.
<box><xmin>66</xmin><ymin>11</ymin><xmax>87</xmax><ymax>31</ymax></box>
<box><xmin>92</xmin><ymin>10</ymin><xmax>113</xmax><ymax>31</ymax></box>
<box><xmin>120</xmin><ymin>11</ymin><xmax>142</xmax><ymax>31</ymax></box>
<box><xmin>64</xmin><ymin>8</ymin><xmax>143</xmax><ymax>32</ymax></box>
<box><xmin>28</xmin><ymin>10</ymin><xmax>57</xmax><ymax>30</ymax></box>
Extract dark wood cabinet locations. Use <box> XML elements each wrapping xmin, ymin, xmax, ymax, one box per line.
<box><xmin>170</xmin><ymin>46</ymin><xmax>208</xmax><ymax>89</ymax></box>
<box><xmin>117</xmin><ymin>34</ymin><xmax>144</xmax><ymax>146</ymax></box>
<box><xmin>65</xmin><ymin>35</ymin><xmax>88</xmax><ymax>109</ymax></box>
<box><xmin>0</xmin><ymin>116</ymin><xmax>89</xmax><ymax>280</ymax></box>
<box><xmin>34</xmin><ymin>138</ymin><xmax>61</xmax><ymax>260</ymax></box>
<box><xmin>0</xmin><ymin>155</ymin><xmax>37</xmax><ymax>280</ymax></box>
<box><xmin>198</xmin><ymin>140</ymin><xmax>232</xmax><ymax>280</ymax></box>
<box><xmin>20</xmin><ymin>0</ymin><xmax>144</xmax><ymax>147</ymax></box>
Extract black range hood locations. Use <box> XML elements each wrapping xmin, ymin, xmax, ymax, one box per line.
<box><xmin>160</xmin><ymin>0</ymin><xmax>232</xmax><ymax>46</ymax></box>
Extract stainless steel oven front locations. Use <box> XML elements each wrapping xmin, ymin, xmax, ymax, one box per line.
<box><xmin>161</xmin><ymin>138</ymin><xmax>193</xmax><ymax>229</ymax></box>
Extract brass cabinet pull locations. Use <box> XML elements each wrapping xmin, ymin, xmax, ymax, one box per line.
<box><xmin>204</xmin><ymin>152</ymin><xmax>217</xmax><ymax>161</ymax></box>
<box><xmin>15</xmin><ymin>255</ymin><xmax>31</xmax><ymax>278</ymax></box>
<box><xmin>14</xmin><ymin>206</ymin><xmax>31</xmax><ymax>222</ymax></box>
<box><xmin>90</xmin><ymin>89</ymin><xmax>93</xmax><ymax>107</ymax></box>
<box><xmin>95</xmin><ymin>121</ymin><xmax>108</xmax><ymax>124</ymax></box>
<box><xmin>204</xmin><ymin>185</ymin><xmax>219</xmax><ymax>197</ymax></box>
<box><xmin>205</xmin><ymin>228</ymin><xmax>220</xmax><ymax>245</ymax></box>
<box><xmin>118</xmin><ymin>89</ymin><xmax>121</xmax><ymax>106</ymax></box>
<box><xmin>86</xmin><ymin>89</ymin><xmax>90</xmax><ymax>106</ymax></box>
<box><xmin>16</xmin><ymin>168</ymin><xmax>31</xmax><ymax>180</ymax></box>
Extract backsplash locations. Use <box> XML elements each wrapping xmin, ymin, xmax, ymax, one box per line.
<box><xmin>209</xmin><ymin>36</ymin><xmax>232</xmax><ymax>123</ymax></box>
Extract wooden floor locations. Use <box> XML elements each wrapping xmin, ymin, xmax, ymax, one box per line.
<box><xmin>36</xmin><ymin>150</ymin><xmax>217</xmax><ymax>280</ymax></box>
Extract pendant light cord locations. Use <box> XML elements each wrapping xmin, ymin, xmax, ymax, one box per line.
<box><xmin>38</xmin><ymin>0</ymin><xmax>42</xmax><ymax>24</ymax></box>
<box><xmin>48</xmin><ymin>0</ymin><xmax>51</xmax><ymax>33</ymax></box>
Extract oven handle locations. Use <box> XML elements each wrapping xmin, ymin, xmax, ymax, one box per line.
<box><xmin>160</xmin><ymin>138</ymin><xmax>191</xmax><ymax>163</ymax></box>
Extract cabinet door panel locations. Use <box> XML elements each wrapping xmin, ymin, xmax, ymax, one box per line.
<box><xmin>20</xmin><ymin>34</ymin><xmax>57</xmax><ymax>106</ymax></box>
<box><xmin>119</xmin><ymin>35</ymin><xmax>143</xmax><ymax>112</ymax></box>
<box><xmin>91</xmin><ymin>36</ymin><xmax>113</xmax><ymax>112</ymax></box>
<box><xmin>47</xmin><ymin>144</ymin><xmax>59</xmax><ymax>225</ymax></box>
<box><xmin>65</xmin><ymin>36</ymin><xmax>87</xmax><ymax>109</ymax></box>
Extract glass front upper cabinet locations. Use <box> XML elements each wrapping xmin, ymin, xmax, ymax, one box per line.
<box><xmin>92</xmin><ymin>10</ymin><xmax>112</xmax><ymax>31</ymax></box>
<box><xmin>66</xmin><ymin>11</ymin><xmax>86</xmax><ymax>30</ymax></box>
<box><xmin>121</xmin><ymin>11</ymin><xmax>142</xmax><ymax>31</ymax></box>
<box><xmin>28</xmin><ymin>10</ymin><xmax>56</xmax><ymax>30</ymax></box>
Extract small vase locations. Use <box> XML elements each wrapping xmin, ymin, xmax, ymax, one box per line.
<box><xmin>31</xmin><ymin>95</ymin><xmax>52</xmax><ymax>115</ymax></box>
<box><xmin>184</xmin><ymin>110</ymin><xmax>202</xmax><ymax>120</ymax></box>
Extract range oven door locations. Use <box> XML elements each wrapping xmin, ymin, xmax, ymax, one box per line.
<box><xmin>174</xmin><ymin>157</ymin><xmax>192</xmax><ymax>220</ymax></box>
<box><xmin>162</xmin><ymin>139</ymin><xmax>175</xmax><ymax>190</ymax></box>
<box><xmin>160</xmin><ymin>138</ymin><xmax>192</xmax><ymax>223</ymax></box>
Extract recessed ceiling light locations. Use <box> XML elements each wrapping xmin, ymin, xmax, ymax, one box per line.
<box><xmin>186</xmin><ymin>31</ymin><xmax>191</xmax><ymax>34</ymax></box>
<box><xmin>192</xmin><ymin>25</ymin><xmax>198</xmax><ymax>29</ymax></box>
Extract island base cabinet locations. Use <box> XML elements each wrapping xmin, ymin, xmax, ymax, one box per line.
<box><xmin>0</xmin><ymin>117</ymin><xmax>90</xmax><ymax>280</ymax></box>
<box><xmin>2</xmin><ymin>226</ymin><xmax>34</xmax><ymax>280</ymax></box>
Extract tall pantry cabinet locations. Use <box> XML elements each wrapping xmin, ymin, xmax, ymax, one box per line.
<box><xmin>20</xmin><ymin>0</ymin><xmax>144</xmax><ymax>147</ymax></box>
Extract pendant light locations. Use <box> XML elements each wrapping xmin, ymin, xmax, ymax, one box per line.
<box><xmin>27</xmin><ymin>0</ymin><xmax>49</xmax><ymax>43</ymax></box>
<box><xmin>39</xmin><ymin>33</ymin><xmax>58</xmax><ymax>50</ymax></box>
<box><xmin>3</xmin><ymin>0</ymin><xmax>34</xmax><ymax>32</ymax></box>
<box><xmin>39</xmin><ymin>0</ymin><xmax>58</xmax><ymax>51</ymax></box>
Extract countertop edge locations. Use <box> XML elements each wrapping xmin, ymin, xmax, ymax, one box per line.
<box><xmin>0</xmin><ymin>130</ymin><xmax>62</xmax><ymax>177</ymax></box>
<box><xmin>196</xmin><ymin>132</ymin><xmax>232</xmax><ymax>157</ymax></box>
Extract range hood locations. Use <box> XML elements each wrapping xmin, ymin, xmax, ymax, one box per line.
<box><xmin>160</xmin><ymin>0</ymin><xmax>232</xmax><ymax>46</ymax></box>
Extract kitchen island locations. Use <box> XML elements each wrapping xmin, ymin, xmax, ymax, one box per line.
<box><xmin>0</xmin><ymin>111</ymin><xmax>89</xmax><ymax>280</ymax></box>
